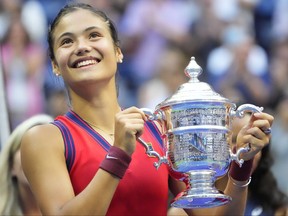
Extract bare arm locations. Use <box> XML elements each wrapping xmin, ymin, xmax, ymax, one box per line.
<box><xmin>21</xmin><ymin>124</ymin><xmax>120</xmax><ymax>215</ymax></box>
<box><xmin>21</xmin><ymin>107</ymin><xmax>147</xmax><ymax>215</ymax></box>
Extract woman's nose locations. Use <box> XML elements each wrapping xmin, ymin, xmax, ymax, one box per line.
<box><xmin>74</xmin><ymin>40</ymin><xmax>92</xmax><ymax>55</ymax></box>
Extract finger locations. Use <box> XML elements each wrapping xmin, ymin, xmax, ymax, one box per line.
<box><xmin>123</xmin><ymin>122</ymin><xmax>145</xmax><ymax>139</ymax></box>
<box><xmin>248</xmin><ymin>124</ymin><xmax>271</xmax><ymax>136</ymax></box>
<box><xmin>239</xmin><ymin>127</ymin><xmax>269</xmax><ymax>147</ymax></box>
<box><xmin>120</xmin><ymin>107</ymin><xmax>147</xmax><ymax>121</ymax></box>
<box><xmin>116</xmin><ymin>116</ymin><xmax>145</xmax><ymax>133</ymax></box>
<box><xmin>240</xmin><ymin>134</ymin><xmax>269</xmax><ymax>160</ymax></box>
<box><xmin>250</xmin><ymin>119</ymin><xmax>272</xmax><ymax>135</ymax></box>
<box><xmin>253</xmin><ymin>112</ymin><xmax>274</xmax><ymax>126</ymax></box>
<box><xmin>250</xmin><ymin>131</ymin><xmax>270</xmax><ymax>148</ymax></box>
<box><xmin>249</xmin><ymin>113</ymin><xmax>273</xmax><ymax>135</ymax></box>
<box><xmin>116</xmin><ymin>114</ymin><xmax>147</xmax><ymax>126</ymax></box>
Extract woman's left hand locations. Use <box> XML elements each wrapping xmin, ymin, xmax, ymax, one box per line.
<box><xmin>236</xmin><ymin>112</ymin><xmax>274</xmax><ymax>161</ymax></box>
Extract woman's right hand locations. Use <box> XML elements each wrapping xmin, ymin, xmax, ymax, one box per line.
<box><xmin>113</xmin><ymin>107</ymin><xmax>147</xmax><ymax>155</ymax></box>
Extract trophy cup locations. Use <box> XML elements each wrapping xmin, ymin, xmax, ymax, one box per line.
<box><xmin>138</xmin><ymin>57</ymin><xmax>265</xmax><ymax>208</ymax></box>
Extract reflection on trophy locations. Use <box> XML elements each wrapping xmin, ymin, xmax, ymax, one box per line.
<box><xmin>138</xmin><ymin>57</ymin><xmax>264</xmax><ymax>208</ymax></box>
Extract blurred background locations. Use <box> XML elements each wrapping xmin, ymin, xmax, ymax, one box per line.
<box><xmin>0</xmin><ymin>0</ymin><xmax>288</xmax><ymax>199</ymax></box>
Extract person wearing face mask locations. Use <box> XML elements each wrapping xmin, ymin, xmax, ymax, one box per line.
<box><xmin>0</xmin><ymin>114</ymin><xmax>53</xmax><ymax>215</ymax></box>
<box><xmin>20</xmin><ymin>3</ymin><xmax>274</xmax><ymax>216</ymax></box>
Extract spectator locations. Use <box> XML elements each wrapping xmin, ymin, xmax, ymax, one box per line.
<box><xmin>118</xmin><ymin>0</ymin><xmax>194</xmax><ymax>107</ymax></box>
<box><xmin>138</xmin><ymin>45</ymin><xmax>188</xmax><ymax>109</ymax></box>
<box><xmin>0</xmin><ymin>114</ymin><xmax>53</xmax><ymax>215</ymax></box>
<box><xmin>206</xmin><ymin>24</ymin><xmax>271</xmax><ymax>106</ymax></box>
<box><xmin>1</xmin><ymin>16</ymin><xmax>46</xmax><ymax>130</ymax></box>
<box><xmin>268</xmin><ymin>39</ymin><xmax>288</xmax><ymax>109</ymax></box>
<box><xmin>0</xmin><ymin>0</ymin><xmax>21</xmax><ymax>40</ymax></box>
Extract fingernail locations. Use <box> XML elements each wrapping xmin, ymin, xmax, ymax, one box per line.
<box><xmin>253</xmin><ymin>113</ymin><xmax>261</xmax><ymax>117</ymax></box>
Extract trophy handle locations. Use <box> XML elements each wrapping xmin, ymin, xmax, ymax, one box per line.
<box><xmin>230</xmin><ymin>103</ymin><xmax>263</xmax><ymax>118</ymax></box>
<box><xmin>230</xmin><ymin>103</ymin><xmax>264</xmax><ymax>167</ymax></box>
<box><xmin>229</xmin><ymin>145</ymin><xmax>250</xmax><ymax>167</ymax></box>
<box><xmin>140</xmin><ymin>108</ymin><xmax>165</xmax><ymax>121</ymax></box>
<box><xmin>137</xmin><ymin>108</ymin><xmax>168</xmax><ymax>169</ymax></box>
<box><xmin>137</xmin><ymin>137</ymin><xmax>168</xmax><ymax>169</ymax></box>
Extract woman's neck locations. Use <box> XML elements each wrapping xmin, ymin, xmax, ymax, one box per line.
<box><xmin>68</xmin><ymin>80</ymin><xmax>122</xmax><ymax>128</ymax></box>
<box><xmin>72</xmin><ymin>95</ymin><xmax>121</xmax><ymax>127</ymax></box>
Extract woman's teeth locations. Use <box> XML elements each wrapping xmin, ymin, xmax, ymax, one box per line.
<box><xmin>76</xmin><ymin>59</ymin><xmax>97</xmax><ymax>68</ymax></box>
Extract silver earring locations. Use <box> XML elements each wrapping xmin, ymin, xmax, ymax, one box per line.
<box><xmin>119</xmin><ymin>59</ymin><xmax>123</xmax><ymax>63</ymax></box>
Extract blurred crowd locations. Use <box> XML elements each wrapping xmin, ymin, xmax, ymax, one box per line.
<box><xmin>0</xmin><ymin>0</ymin><xmax>288</xmax><ymax>213</ymax></box>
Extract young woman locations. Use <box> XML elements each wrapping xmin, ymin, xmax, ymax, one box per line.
<box><xmin>21</xmin><ymin>3</ymin><xmax>274</xmax><ymax>215</ymax></box>
<box><xmin>0</xmin><ymin>114</ymin><xmax>53</xmax><ymax>215</ymax></box>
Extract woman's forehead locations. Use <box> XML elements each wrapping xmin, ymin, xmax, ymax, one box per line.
<box><xmin>53</xmin><ymin>9</ymin><xmax>107</xmax><ymax>35</ymax></box>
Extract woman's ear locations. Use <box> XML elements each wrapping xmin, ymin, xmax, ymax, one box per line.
<box><xmin>116</xmin><ymin>48</ymin><xmax>124</xmax><ymax>63</ymax></box>
<box><xmin>52</xmin><ymin>61</ymin><xmax>61</xmax><ymax>76</ymax></box>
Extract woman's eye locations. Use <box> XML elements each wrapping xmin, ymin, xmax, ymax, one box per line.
<box><xmin>90</xmin><ymin>32</ymin><xmax>100</xmax><ymax>39</ymax></box>
<box><xmin>61</xmin><ymin>38</ymin><xmax>73</xmax><ymax>46</ymax></box>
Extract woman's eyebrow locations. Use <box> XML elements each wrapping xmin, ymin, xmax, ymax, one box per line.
<box><xmin>57</xmin><ymin>26</ymin><xmax>102</xmax><ymax>41</ymax></box>
<box><xmin>84</xmin><ymin>26</ymin><xmax>101</xmax><ymax>32</ymax></box>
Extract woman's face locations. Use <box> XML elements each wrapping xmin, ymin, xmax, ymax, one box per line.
<box><xmin>51</xmin><ymin>9</ymin><xmax>122</xmax><ymax>88</ymax></box>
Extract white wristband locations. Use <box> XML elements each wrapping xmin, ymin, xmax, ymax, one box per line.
<box><xmin>230</xmin><ymin>176</ymin><xmax>252</xmax><ymax>188</ymax></box>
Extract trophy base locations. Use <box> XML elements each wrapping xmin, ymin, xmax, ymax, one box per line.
<box><xmin>171</xmin><ymin>192</ymin><xmax>231</xmax><ymax>209</ymax></box>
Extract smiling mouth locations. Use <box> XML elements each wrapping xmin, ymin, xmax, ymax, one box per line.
<box><xmin>74</xmin><ymin>59</ymin><xmax>100</xmax><ymax>68</ymax></box>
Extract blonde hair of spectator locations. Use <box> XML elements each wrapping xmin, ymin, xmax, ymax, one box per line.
<box><xmin>0</xmin><ymin>114</ymin><xmax>53</xmax><ymax>215</ymax></box>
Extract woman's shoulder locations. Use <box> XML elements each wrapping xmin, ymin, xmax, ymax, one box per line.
<box><xmin>21</xmin><ymin>123</ymin><xmax>64</xmax><ymax>154</ymax></box>
<box><xmin>25</xmin><ymin>122</ymin><xmax>60</xmax><ymax>136</ymax></box>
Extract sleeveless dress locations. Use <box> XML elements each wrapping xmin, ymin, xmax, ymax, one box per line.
<box><xmin>53</xmin><ymin>110</ymin><xmax>169</xmax><ymax>216</ymax></box>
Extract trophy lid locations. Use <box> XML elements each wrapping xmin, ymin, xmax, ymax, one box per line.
<box><xmin>156</xmin><ymin>57</ymin><xmax>232</xmax><ymax>109</ymax></box>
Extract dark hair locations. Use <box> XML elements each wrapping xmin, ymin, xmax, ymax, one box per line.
<box><xmin>1</xmin><ymin>17</ymin><xmax>31</xmax><ymax>45</ymax></box>
<box><xmin>47</xmin><ymin>3</ymin><xmax>120</xmax><ymax>61</ymax></box>
<box><xmin>249</xmin><ymin>145</ymin><xmax>288</xmax><ymax>212</ymax></box>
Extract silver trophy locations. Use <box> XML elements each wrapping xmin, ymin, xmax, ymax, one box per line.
<box><xmin>138</xmin><ymin>57</ymin><xmax>264</xmax><ymax>208</ymax></box>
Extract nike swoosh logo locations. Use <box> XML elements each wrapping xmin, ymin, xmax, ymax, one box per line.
<box><xmin>106</xmin><ymin>155</ymin><xmax>118</xmax><ymax>160</ymax></box>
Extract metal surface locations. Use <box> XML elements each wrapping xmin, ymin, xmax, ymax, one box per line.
<box><xmin>140</xmin><ymin>57</ymin><xmax>263</xmax><ymax>208</ymax></box>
